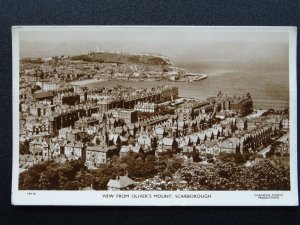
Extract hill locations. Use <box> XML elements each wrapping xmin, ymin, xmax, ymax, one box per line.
<box><xmin>70</xmin><ymin>51</ymin><xmax>172</xmax><ymax>66</ymax></box>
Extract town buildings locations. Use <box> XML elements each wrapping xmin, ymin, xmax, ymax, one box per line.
<box><xmin>18</xmin><ymin>56</ymin><xmax>289</xmax><ymax>187</ymax></box>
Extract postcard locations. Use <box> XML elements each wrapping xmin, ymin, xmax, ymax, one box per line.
<box><xmin>11</xmin><ymin>26</ymin><xmax>298</xmax><ymax>206</ymax></box>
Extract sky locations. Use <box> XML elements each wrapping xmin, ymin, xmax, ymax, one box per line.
<box><xmin>19</xmin><ymin>27</ymin><xmax>289</xmax><ymax>69</ymax></box>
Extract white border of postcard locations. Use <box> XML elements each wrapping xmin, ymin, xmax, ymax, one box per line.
<box><xmin>11</xmin><ymin>26</ymin><xmax>298</xmax><ymax>206</ymax></box>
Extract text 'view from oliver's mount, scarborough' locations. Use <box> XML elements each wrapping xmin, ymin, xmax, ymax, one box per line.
<box><xmin>18</xmin><ymin>49</ymin><xmax>290</xmax><ymax>191</ymax></box>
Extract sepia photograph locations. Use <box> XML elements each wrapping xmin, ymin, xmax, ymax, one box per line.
<box><xmin>11</xmin><ymin>26</ymin><xmax>298</xmax><ymax>206</ymax></box>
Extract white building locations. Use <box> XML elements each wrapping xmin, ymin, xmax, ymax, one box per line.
<box><xmin>134</xmin><ymin>102</ymin><xmax>156</xmax><ymax>113</ymax></box>
<box><xmin>41</xmin><ymin>82</ymin><xmax>60</xmax><ymax>91</ymax></box>
<box><xmin>282</xmin><ymin>118</ymin><xmax>289</xmax><ymax>130</ymax></box>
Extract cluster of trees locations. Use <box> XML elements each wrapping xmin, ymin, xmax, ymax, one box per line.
<box><xmin>19</xmin><ymin>151</ymin><xmax>183</xmax><ymax>190</ymax></box>
<box><xmin>19</xmin><ymin>141</ymin><xmax>30</xmax><ymax>155</ymax></box>
<box><xmin>19</xmin><ymin>160</ymin><xmax>88</xmax><ymax>190</ymax></box>
<box><xmin>179</xmin><ymin>160</ymin><xmax>290</xmax><ymax>190</ymax></box>
<box><xmin>19</xmin><ymin>149</ymin><xmax>290</xmax><ymax>191</ymax></box>
<box><xmin>267</xmin><ymin>141</ymin><xmax>283</xmax><ymax>157</ymax></box>
<box><xmin>217</xmin><ymin>152</ymin><xmax>247</xmax><ymax>164</ymax></box>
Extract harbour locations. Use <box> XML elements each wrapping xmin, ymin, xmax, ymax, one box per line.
<box><xmin>84</xmin><ymin>67</ymin><xmax>289</xmax><ymax>110</ymax></box>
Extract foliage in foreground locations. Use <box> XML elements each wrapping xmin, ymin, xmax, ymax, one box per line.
<box><xmin>179</xmin><ymin>160</ymin><xmax>290</xmax><ymax>190</ymax></box>
<box><xmin>19</xmin><ymin>151</ymin><xmax>182</xmax><ymax>190</ymax></box>
<box><xmin>19</xmin><ymin>152</ymin><xmax>290</xmax><ymax>191</ymax></box>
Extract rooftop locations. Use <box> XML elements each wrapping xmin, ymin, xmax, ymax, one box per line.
<box><xmin>107</xmin><ymin>176</ymin><xmax>135</xmax><ymax>189</ymax></box>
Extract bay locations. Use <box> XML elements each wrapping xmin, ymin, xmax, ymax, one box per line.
<box><xmin>85</xmin><ymin>61</ymin><xmax>289</xmax><ymax>110</ymax></box>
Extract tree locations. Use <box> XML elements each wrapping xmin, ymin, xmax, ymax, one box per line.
<box><xmin>95</xmin><ymin>137</ymin><xmax>101</xmax><ymax>145</ymax></box>
<box><xmin>217</xmin><ymin>152</ymin><xmax>235</xmax><ymax>163</ymax></box>
<box><xmin>75</xmin><ymin>169</ymin><xmax>93</xmax><ymax>189</ymax></box>
<box><xmin>192</xmin><ymin>151</ymin><xmax>201</xmax><ymax>162</ymax></box>
<box><xmin>167</xmin><ymin>156</ymin><xmax>182</xmax><ymax>173</ymax></box>
<box><xmin>19</xmin><ymin>160</ymin><xmax>89</xmax><ymax>190</ymax></box>
<box><xmin>234</xmin><ymin>153</ymin><xmax>246</xmax><ymax>164</ymax></box>
<box><xmin>191</xmin><ymin>108</ymin><xmax>195</xmax><ymax>120</ymax></box>
<box><xmin>39</xmin><ymin>169</ymin><xmax>60</xmax><ymax>190</ymax></box>
<box><xmin>160</xmin><ymin>168</ymin><xmax>172</xmax><ymax>179</ymax></box>
<box><xmin>20</xmin><ymin>141</ymin><xmax>30</xmax><ymax>155</ymax></box>
<box><xmin>19</xmin><ymin>164</ymin><xmax>46</xmax><ymax>190</ymax></box>
<box><xmin>137</xmin><ymin>157</ymin><xmax>157</xmax><ymax>178</ymax></box>
<box><xmin>91</xmin><ymin>163</ymin><xmax>125</xmax><ymax>190</ymax></box>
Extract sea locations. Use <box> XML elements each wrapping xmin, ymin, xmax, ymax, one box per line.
<box><xmin>85</xmin><ymin>61</ymin><xmax>289</xmax><ymax>110</ymax></box>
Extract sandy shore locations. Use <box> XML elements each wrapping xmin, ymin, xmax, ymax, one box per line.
<box><xmin>69</xmin><ymin>79</ymin><xmax>107</xmax><ymax>86</ymax></box>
